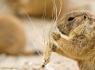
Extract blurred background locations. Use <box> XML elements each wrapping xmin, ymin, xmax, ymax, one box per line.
<box><xmin>0</xmin><ymin>0</ymin><xmax>95</xmax><ymax>70</ymax></box>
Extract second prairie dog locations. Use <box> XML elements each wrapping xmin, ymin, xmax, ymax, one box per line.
<box><xmin>7</xmin><ymin>0</ymin><xmax>68</xmax><ymax>19</ymax></box>
<box><xmin>42</xmin><ymin>10</ymin><xmax>95</xmax><ymax>70</ymax></box>
<box><xmin>0</xmin><ymin>14</ymin><xmax>30</xmax><ymax>55</ymax></box>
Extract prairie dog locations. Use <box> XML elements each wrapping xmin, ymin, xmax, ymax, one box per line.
<box><xmin>42</xmin><ymin>10</ymin><xmax>95</xmax><ymax>70</ymax></box>
<box><xmin>7</xmin><ymin>0</ymin><xmax>90</xmax><ymax>19</ymax></box>
<box><xmin>0</xmin><ymin>14</ymin><xmax>29</xmax><ymax>55</ymax></box>
<box><xmin>6</xmin><ymin>0</ymin><xmax>68</xmax><ymax>19</ymax></box>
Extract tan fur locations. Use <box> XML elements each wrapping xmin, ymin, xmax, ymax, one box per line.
<box><xmin>6</xmin><ymin>0</ymin><xmax>69</xmax><ymax>19</ymax></box>
<box><xmin>42</xmin><ymin>10</ymin><xmax>95</xmax><ymax>70</ymax></box>
<box><xmin>7</xmin><ymin>0</ymin><xmax>89</xmax><ymax>19</ymax></box>
<box><xmin>0</xmin><ymin>14</ymin><xmax>31</xmax><ymax>55</ymax></box>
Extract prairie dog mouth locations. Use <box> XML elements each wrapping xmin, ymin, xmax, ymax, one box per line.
<box><xmin>55</xmin><ymin>27</ymin><xmax>69</xmax><ymax>40</ymax></box>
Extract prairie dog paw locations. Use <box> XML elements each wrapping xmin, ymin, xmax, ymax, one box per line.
<box><xmin>52</xmin><ymin>32</ymin><xmax>60</xmax><ymax>40</ymax></box>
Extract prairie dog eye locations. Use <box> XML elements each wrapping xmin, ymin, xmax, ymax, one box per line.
<box><xmin>84</xmin><ymin>16</ymin><xmax>86</xmax><ymax>20</ymax></box>
<box><xmin>68</xmin><ymin>17</ymin><xmax>74</xmax><ymax>21</ymax></box>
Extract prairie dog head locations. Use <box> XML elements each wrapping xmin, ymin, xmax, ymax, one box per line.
<box><xmin>57</xmin><ymin>10</ymin><xmax>95</xmax><ymax>36</ymax></box>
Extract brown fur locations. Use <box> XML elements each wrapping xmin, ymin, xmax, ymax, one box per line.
<box><xmin>6</xmin><ymin>0</ymin><xmax>69</xmax><ymax>19</ymax></box>
<box><xmin>42</xmin><ymin>10</ymin><xmax>95</xmax><ymax>70</ymax></box>
<box><xmin>0</xmin><ymin>14</ymin><xmax>32</xmax><ymax>55</ymax></box>
<box><xmin>6</xmin><ymin>0</ymin><xmax>89</xmax><ymax>19</ymax></box>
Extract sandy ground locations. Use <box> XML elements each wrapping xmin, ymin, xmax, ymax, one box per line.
<box><xmin>0</xmin><ymin>0</ymin><xmax>95</xmax><ymax>70</ymax></box>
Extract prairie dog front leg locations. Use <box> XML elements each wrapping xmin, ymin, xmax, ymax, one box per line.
<box><xmin>52</xmin><ymin>32</ymin><xmax>68</xmax><ymax>56</ymax></box>
<box><xmin>42</xmin><ymin>42</ymin><xmax>65</xmax><ymax>68</ymax></box>
<box><xmin>42</xmin><ymin>32</ymin><xmax>66</xmax><ymax>68</ymax></box>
